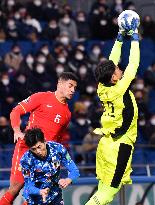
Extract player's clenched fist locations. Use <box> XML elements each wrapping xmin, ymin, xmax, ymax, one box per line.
<box><xmin>58</xmin><ymin>178</ymin><xmax>72</xmax><ymax>189</ymax></box>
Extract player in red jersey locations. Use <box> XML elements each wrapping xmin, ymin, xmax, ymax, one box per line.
<box><xmin>0</xmin><ymin>72</ymin><xmax>78</xmax><ymax>205</ymax></box>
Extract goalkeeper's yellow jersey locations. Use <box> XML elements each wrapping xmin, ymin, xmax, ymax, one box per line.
<box><xmin>94</xmin><ymin>40</ymin><xmax>140</xmax><ymax>143</ymax></box>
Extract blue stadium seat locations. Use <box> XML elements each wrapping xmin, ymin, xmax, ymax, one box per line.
<box><xmin>0</xmin><ymin>41</ymin><xmax>13</xmax><ymax>57</ymax></box>
<box><xmin>132</xmin><ymin>147</ymin><xmax>147</xmax><ymax>176</ymax></box>
<box><xmin>0</xmin><ymin>144</ymin><xmax>14</xmax><ymax>180</ymax></box>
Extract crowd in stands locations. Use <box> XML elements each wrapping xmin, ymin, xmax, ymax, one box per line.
<box><xmin>0</xmin><ymin>0</ymin><xmax>155</xmax><ymax>177</ymax></box>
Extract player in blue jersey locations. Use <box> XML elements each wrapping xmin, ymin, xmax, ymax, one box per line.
<box><xmin>20</xmin><ymin>128</ymin><xmax>80</xmax><ymax>205</ymax></box>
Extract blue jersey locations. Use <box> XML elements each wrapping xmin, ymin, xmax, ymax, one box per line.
<box><xmin>20</xmin><ymin>142</ymin><xmax>80</xmax><ymax>205</ymax></box>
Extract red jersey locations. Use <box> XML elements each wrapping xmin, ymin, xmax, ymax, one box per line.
<box><xmin>11</xmin><ymin>91</ymin><xmax>71</xmax><ymax>141</ymax></box>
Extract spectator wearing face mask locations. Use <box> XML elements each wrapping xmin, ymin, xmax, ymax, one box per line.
<box><xmin>111</xmin><ymin>0</ymin><xmax>124</xmax><ymax>16</ymax></box>
<box><xmin>0</xmin><ymin>116</ymin><xmax>13</xmax><ymax>144</ymax></box>
<box><xmin>5</xmin><ymin>18</ymin><xmax>19</xmax><ymax>40</ymax></box>
<box><xmin>68</xmin><ymin>49</ymin><xmax>88</xmax><ymax>73</ymax></box>
<box><xmin>0</xmin><ymin>73</ymin><xmax>16</xmax><ymax>118</ymax></box>
<box><xmin>18</xmin><ymin>54</ymin><xmax>34</xmax><ymax>77</ymax></box>
<box><xmin>81</xmin><ymin>121</ymin><xmax>102</xmax><ymax>165</ymax></box>
<box><xmin>43</xmin><ymin>0</ymin><xmax>60</xmax><ymax>22</ymax></box>
<box><xmin>141</xmin><ymin>15</ymin><xmax>155</xmax><ymax>40</ymax></box>
<box><xmin>28</xmin><ymin>63</ymin><xmax>54</xmax><ymax>93</ymax></box>
<box><xmin>27</xmin><ymin>0</ymin><xmax>44</xmax><ymax>21</ymax></box>
<box><xmin>3</xmin><ymin>0</ymin><xmax>16</xmax><ymax>15</ymax></box>
<box><xmin>77</xmin><ymin>64</ymin><xmax>95</xmax><ymax>94</ymax></box>
<box><xmin>59</xmin><ymin>13</ymin><xmax>78</xmax><ymax>41</ymax></box>
<box><xmin>69</xmin><ymin>113</ymin><xmax>90</xmax><ymax>163</ymax></box>
<box><xmin>89</xmin><ymin>44</ymin><xmax>103</xmax><ymax>71</ymax></box>
<box><xmin>89</xmin><ymin>4</ymin><xmax>111</xmax><ymax>40</ymax></box>
<box><xmin>4</xmin><ymin>44</ymin><xmax>23</xmax><ymax>71</ymax></box>
<box><xmin>0</xmin><ymin>73</ymin><xmax>15</xmax><ymax>100</ymax></box>
<box><xmin>42</xmin><ymin>19</ymin><xmax>60</xmax><ymax>40</ymax></box>
<box><xmin>13</xmin><ymin>73</ymin><xmax>30</xmax><ymax>102</ymax></box>
<box><xmin>75</xmin><ymin>11</ymin><xmax>91</xmax><ymax>41</ymax></box>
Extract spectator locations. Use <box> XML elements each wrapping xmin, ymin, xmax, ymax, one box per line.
<box><xmin>89</xmin><ymin>43</ymin><xmax>103</xmax><ymax>71</ymax></box>
<box><xmin>81</xmin><ymin>123</ymin><xmax>102</xmax><ymax>164</ymax></box>
<box><xmin>27</xmin><ymin>0</ymin><xmax>44</xmax><ymax>21</ymax></box>
<box><xmin>59</xmin><ymin>13</ymin><xmax>78</xmax><ymax>41</ymax></box>
<box><xmin>5</xmin><ymin>18</ymin><xmax>19</xmax><ymax>40</ymax></box>
<box><xmin>18</xmin><ymin>54</ymin><xmax>34</xmax><ymax>77</ymax></box>
<box><xmin>4</xmin><ymin>44</ymin><xmax>23</xmax><ymax>72</ymax></box>
<box><xmin>141</xmin><ymin>15</ymin><xmax>155</xmax><ymax>40</ymax></box>
<box><xmin>42</xmin><ymin>19</ymin><xmax>60</xmax><ymax>40</ymax></box>
<box><xmin>43</xmin><ymin>0</ymin><xmax>60</xmax><ymax>21</ymax></box>
<box><xmin>0</xmin><ymin>116</ymin><xmax>13</xmax><ymax>144</ymax></box>
<box><xmin>89</xmin><ymin>4</ymin><xmax>111</xmax><ymax>40</ymax></box>
<box><xmin>75</xmin><ymin>11</ymin><xmax>91</xmax><ymax>41</ymax></box>
<box><xmin>144</xmin><ymin>62</ymin><xmax>155</xmax><ymax>88</ymax></box>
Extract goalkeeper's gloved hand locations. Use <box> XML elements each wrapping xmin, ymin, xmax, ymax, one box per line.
<box><xmin>122</xmin><ymin>17</ymin><xmax>140</xmax><ymax>41</ymax></box>
<box><xmin>116</xmin><ymin>29</ymin><xmax>125</xmax><ymax>42</ymax></box>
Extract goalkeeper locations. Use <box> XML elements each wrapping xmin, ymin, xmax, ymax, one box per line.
<box><xmin>85</xmin><ymin>15</ymin><xmax>140</xmax><ymax>205</ymax></box>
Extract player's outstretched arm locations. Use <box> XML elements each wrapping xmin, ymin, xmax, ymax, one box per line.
<box><xmin>109</xmin><ymin>29</ymin><xmax>124</xmax><ymax>65</ymax></box>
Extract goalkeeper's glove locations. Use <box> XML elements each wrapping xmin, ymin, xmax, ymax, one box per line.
<box><xmin>116</xmin><ymin>31</ymin><xmax>124</xmax><ymax>42</ymax></box>
<box><xmin>122</xmin><ymin>17</ymin><xmax>140</xmax><ymax>41</ymax></box>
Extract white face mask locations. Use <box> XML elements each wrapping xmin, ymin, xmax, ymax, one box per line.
<box><xmin>36</xmin><ymin>65</ymin><xmax>45</xmax><ymax>74</ymax></box>
<box><xmin>37</xmin><ymin>57</ymin><xmax>46</xmax><ymax>64</ymax></box>
<box><xmin>92</xmin><ymin>48</ymin><xmax>101</xmax><ymax>56</ymax></box>
<box><xmin>86</xmin><ymin>86</ymin><xmax>94</xmax><ymax>94</ymax></box>
<box><xmin>63</xmin><ymin>17</ymin><xmax>70</xmax><ymax>24</ymax></box>
<box><xmin>77</xmin><ymin>45</ymin><xmax>85</xmax><ymax>51</ymax></box>
<box><xmin>75</xmin><ymin>53</ymin><xmax>83</xmax><ymax>61</ymax></box>
<box><xmin>116</xmin><ymin>0</ymin><xmax>122</xmax><ymax>4</ymax></box>
<box><xmin>58</xmin><ymin>57</ymin><xmax>66</xmax><ymax>64</ymax></box>
<box><xmin>83</xmin><ymin>100</ymin><xmax>91</xmax><ymax>108</ymax></box>
<box><xmin>7</xmin><ymin>0</ymin><xmax>15</xmax><ymax>6</ymax></box>
<box><xmin>41</xmin><ymin>49</ymin><xmax>49</xmax><ymax>55</ymax></box>
<box><xmin>34</xmin><ymin>0</ymin><xmax>41</xmax><ymax>6</ymax></box>
<box><xmin>56</xmin><ymin>66</ymin><xmax>64</xmax><ymax>74</ymax></box>
<box><xmin>47</xmin><ymin>3</ymin><xmax>52</xmax><ymax>8</ymax></box>
<box><xmin>17</xmin><ymin>75</ymin><xmax>26</xmax><ymax>84</ymax></box>
<box><xmin>26</xmin><ymin>56</ymin><xmax>34</xmax><ymax>64</ymax></box>
<box><xmin>49</xmin><ymin>24</ymin><xmax>57</xmax><ymax>29</ymax></box>
<box><xmin>2</xmin><ymin>79</ymin><xmax>9</xmax><ymax>86</ymax></box>
<box><xmin>60</xmin><ymin>37</ymin><xmax>69</xmax><ymax>45</ymax></box>
<box><xmin>150</xmin><ymin>119</ymin><xmax>155</xmax><ymax>125</ymax></box>
<box><xmin>136</xmin><ymin>83</ymin><xmax>144</xmax><ymax>90</ymax></box>
<box><xmin>14</xmin><ymin>12</ymin><xmax>21</xmax><ymax>20</ymax></box>
<box><xmin>139</xmin><ymin>120</ymin><xmax>145</xmax><ymax>126</ymax></box>
<box><xmin>77</xmin><ymin>118</ymin><xmax>85</xmax><ymax>126</ymax></box>
<box><xmin>8</xmin><ymin>20</ymin><xmax>15</xmax><ymax>28</ymax></box>
<box><xmin>79</xmin><ymin>67</ymin><xmax>87</xmax><ymax>75</ymax></box>
<box><xmin>77</xmin><ymin>17</ymin><xmax>85</xmax><ymax>22</ymax></box>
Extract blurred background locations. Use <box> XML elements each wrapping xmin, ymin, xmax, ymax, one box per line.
<box><xmin>0</xmin><ymin>0</ymin><xmax>155</xmax><ymax>204</ymax></box>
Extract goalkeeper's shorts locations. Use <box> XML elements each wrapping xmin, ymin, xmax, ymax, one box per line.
<box><xmin>96</xmin><ymin>134</ymin><xmax>134</xmax><ymax>188</ymax></box>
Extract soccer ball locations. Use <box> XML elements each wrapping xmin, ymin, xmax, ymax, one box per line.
<box><xmin>118</xmin><ymin>10</ymin><xmax>140</xmax><ymax>33</ymax></box>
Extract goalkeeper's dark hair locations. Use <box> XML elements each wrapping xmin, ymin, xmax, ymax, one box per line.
<box><xmin>58</xmin><ymin>72</ymin><xmax>78</xmax><ymax>82</ymax></box>
<box><xmin>95</xmin><ymin>60</ymin><xmax>116</xmax><ymax>85</ymax></box>
<box><xmin>24</xmin><ymin>128</ymin><xmax>45</xmax><ymax>147</ymax></box>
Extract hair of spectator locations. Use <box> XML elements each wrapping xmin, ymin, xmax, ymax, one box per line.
<box><xmin>95</xmin><ymin>60</ymin><xmax>116</xmax><ymax>85</ymax></box>
<box><xmin>58</xmin><ymin>72</ymin><xmax>78</xmax><ymax>82</ymax></box>
<box><xmin>24</xmin><ymin>128</ymin><xmax>45</xmax><ymax>147</ymax></box>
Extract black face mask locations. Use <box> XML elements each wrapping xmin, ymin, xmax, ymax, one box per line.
<box><xmin>13</xmin><ymin>51</ymin><xmax>20</xmax><ymax>55</ymax></box>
